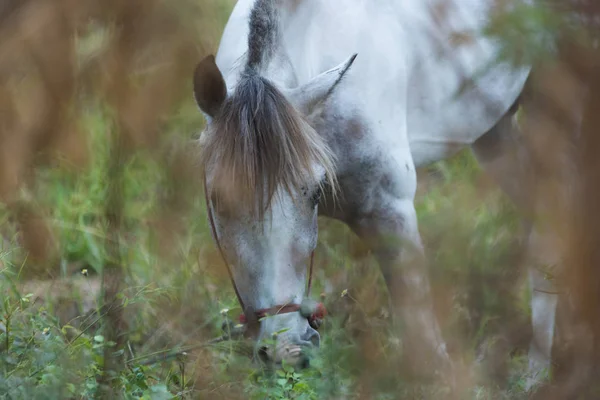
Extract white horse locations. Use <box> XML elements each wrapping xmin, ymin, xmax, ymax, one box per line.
<box><xmin>192</xmin><ymin>0</ymin><xmax>555</xmax><ymax>384</ymax></box>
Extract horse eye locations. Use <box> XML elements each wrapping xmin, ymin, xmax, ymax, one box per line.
<box><xmin>310</xmin><ymin>187</ymin><xmax>322</xmax><ymax>207</ymax></box>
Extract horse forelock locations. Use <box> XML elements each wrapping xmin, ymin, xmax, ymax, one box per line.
<box><xmin>199</xmin><ymin>72</ymin><xmax>337</xmax><ymax>220</ymax></box>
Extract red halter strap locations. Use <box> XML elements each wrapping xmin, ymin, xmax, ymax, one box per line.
<box><xmin>203</xmin><ymin>173</ymin><xmax>324</xmax><ymax>329</ymax></box>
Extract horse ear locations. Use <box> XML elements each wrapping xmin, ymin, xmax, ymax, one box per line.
<box><xmin>193</xmin><ymin>55</ymin><xmax>227</xmax><ymax>118</ymax></box>
<box><xmin>287</xmin><ymin>53</ymin><xmax>357</xmax><ymax>115</ymax></box>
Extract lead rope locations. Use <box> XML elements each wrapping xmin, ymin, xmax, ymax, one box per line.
<box><xmin>203</xmin><ymin>174</ymin><xmax>246</xmax><ymax>312</ymax></box>
<box><xmin>306</xmin><ymin>251</ymin><xmax>315</xmax><ymax>297</ymax></box>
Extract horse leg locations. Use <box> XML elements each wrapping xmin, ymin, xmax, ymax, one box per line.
<box><xmin>471</xmin><ymin>110</ymin><xmax>558</xmax><ymax>387</ymax></box>
<box><xmin>345</xmin><ymin>163</ymin><xmax>454</xmax><ymax>382</ymax></box>
<box><xmin>524</xmin><ymin>230</ymin><xmax>560</xmax><ymax>387</ymax></box>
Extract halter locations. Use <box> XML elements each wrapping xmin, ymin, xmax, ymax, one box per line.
<box><xmin>203</xmin><ymin>174</ymin><xmax>326</xmax><ymax>331</ymax></box>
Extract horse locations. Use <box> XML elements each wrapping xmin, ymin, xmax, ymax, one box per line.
<box><xmin>192</xmin><ymin>0</ymin><xmax>555</xmax><ymax>384</ymax></box>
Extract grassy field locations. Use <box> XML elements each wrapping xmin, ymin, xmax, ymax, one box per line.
<box><xmin>0</xmin><ymin>2</ymin><xmax>546</xmax><ymax>399</ymax></box>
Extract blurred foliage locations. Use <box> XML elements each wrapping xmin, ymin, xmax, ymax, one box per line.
<box><xmin>485</xmin><ymin>2</ymin><xmax>565</xmax><ymax>66</ymax></box>
<box><xmin>0</xmin><ymin>0</ymin><xmax>598</xmax><ymax>399</ymax></box>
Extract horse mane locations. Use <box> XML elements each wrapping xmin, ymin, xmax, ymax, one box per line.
<box><xmin>246</xmin><ymin>0</ymin><xmax>280</xmax><ymax>69</ymax></box>
<box><xmin>199</xmin><ymin>70</ymin><xmax>337</xmax><ymax>219</ymax></box>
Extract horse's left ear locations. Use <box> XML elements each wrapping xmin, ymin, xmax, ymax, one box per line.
<box><xmin>286</xmin><ymin>53</ymin><xmax>357</xmax><ymax>115</ymax></box>
<box><xmin>193</xmin><ymin>54</ymin><xmax>228</xmax><ymax>118</ymax></box>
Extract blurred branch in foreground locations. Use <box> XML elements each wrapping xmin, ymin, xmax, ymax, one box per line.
<box><xmin>0</xmin><ymin>0</ymin><xmax>223</xmax><ymax>397</ymax></box>
<box><xmin>518</xmin><ymin>0</ymin><xmax>600</xmax><ymax>397</ymax></box>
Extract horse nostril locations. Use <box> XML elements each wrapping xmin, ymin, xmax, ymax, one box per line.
<box><xmin>302</xmin><ymin>327</ymin><xmax>320</xmax><ymax>347</ymax></box>
<box><xmin>309</xmin><ymin>333</ymin><xmax>320</xmax><ymax>347</ymax></box>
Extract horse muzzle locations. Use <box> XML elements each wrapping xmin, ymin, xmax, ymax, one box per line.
<box><xmin>257</xmin><ymin>328</ymin><xmax>319</xmax><ymax>369</ymax></box>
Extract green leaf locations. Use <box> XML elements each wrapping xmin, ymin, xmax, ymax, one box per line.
<box><xmin>293</xmin><ymin>382</ymin><xmax>311</xmax><ymax>392</ymax></box>
<box><xmin>142</xmin><ymin>384</ymin><xmax>173</xmax><ymax>400</ymax></box>
<box><xmin>277</xmin><ymin>378</ymin><xmax>288</xmax><ymax>387</ymax></box>
<box><xmin>282</xmin><ymin>362</ymin><xmax>293</xmax><ymax>373</ymax></box>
